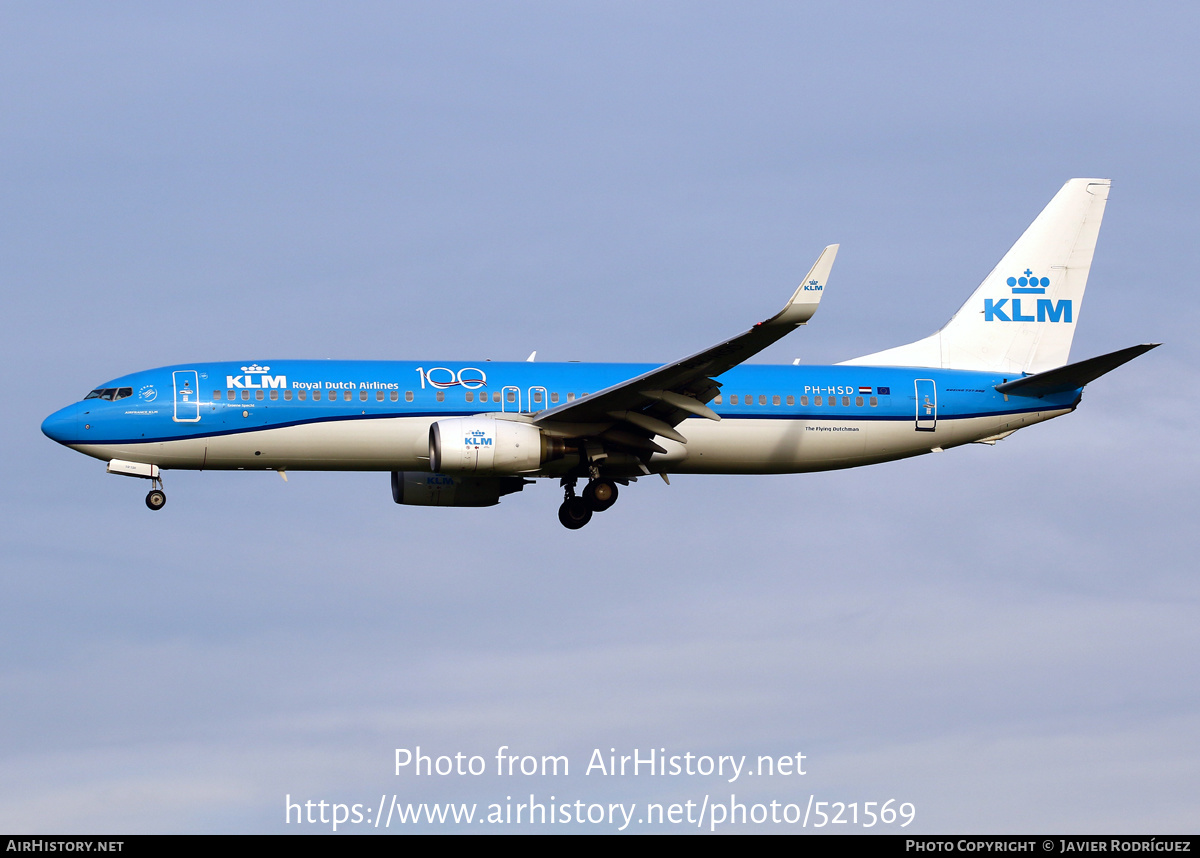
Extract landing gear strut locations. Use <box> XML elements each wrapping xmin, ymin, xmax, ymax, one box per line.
<box><xmin>557</xmin><ymin>477</ymin><xmax>622</xmax><ymax>528</ymax></box>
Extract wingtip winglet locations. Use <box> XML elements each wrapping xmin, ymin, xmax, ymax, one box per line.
<box><xmin>775</xmin><ymin>244</ymin><xmax>839</xmax><ymax>326</ymax></box>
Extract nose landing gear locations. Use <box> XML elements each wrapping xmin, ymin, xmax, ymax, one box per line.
<box><xmin>105</xmin><ymin>459</ymin><xmax>167</xmax><ymax>511</ymax></box>
<box><xmin>557</xmin><ymin>477</ymin><xmax>621</xmax><ymax>528</ymax></box>
<box><xmin>144</xmin><ymin>475</ymin><xmax>167</xmax><ymax>511</ymax></box>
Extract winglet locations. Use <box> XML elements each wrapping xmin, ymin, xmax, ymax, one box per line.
<box><xmin>771</xmin><ymin>244</ymin><xmax>838</xmax><ymax>326</ymax></box>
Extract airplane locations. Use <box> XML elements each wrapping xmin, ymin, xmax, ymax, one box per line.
<box><xmin>41</xmin><ymin>178</ymin><xmax>1156</xmax><ymax>529</ymax></box>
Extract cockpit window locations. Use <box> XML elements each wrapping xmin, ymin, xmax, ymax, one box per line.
<box><xmin>83</xmin><ymin>387</ymin><xmax>133</xmax><ymax>401</ymax></box>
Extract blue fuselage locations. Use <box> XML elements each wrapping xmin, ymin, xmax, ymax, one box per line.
<box><xmin>42</xmin><ymin>359</ymin><xmax>1079</xmax><ymax>477</ymax></box>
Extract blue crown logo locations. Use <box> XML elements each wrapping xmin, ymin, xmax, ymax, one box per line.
<box><xmin>1007</xmin><ymin>269</ymin><xmax>1049</xmax><ymax>294</ymax></box>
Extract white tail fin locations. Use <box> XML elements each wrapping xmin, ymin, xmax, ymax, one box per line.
<box><xmin>842</xmin><ymin>179</ymin><xmax>1110</xmax><ymax>374</ymax></box>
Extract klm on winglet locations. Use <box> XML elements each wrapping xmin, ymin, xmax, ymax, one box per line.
<box><xmin>41</xmin><ymin>179</ymin><xmax>1157</xmax><ymax>529</ymax></box>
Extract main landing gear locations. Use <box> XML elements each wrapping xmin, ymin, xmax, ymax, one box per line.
<box><xmin>557</xmin><ymin>477</ymin><xmax>620</xmax><ymax>529</ymax></box>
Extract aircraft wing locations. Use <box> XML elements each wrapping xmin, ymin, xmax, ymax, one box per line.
<box><xmin>533</xmin><ymin>245</ymin><xmax>838</xmax><ymax>451</ymax></box>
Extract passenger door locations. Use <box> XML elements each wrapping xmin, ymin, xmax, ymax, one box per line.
<box><xmin>914</xmin><ymin>379</ymin><xmax>936</xmax><ymax>431</ymax></box>
<box><xmin>173</xmin><ymin>370</ymin><xmax>201</xmax><ymax>422</ymax></box>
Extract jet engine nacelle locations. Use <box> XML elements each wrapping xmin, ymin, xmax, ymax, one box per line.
<box><xmin>429</xmin><ymin>417</ymin><xmax>564</xmax><ymax>475</ymax></box>
<box><xmin>391</xmin><ymin>471</ymin><xmax>528</xmax><ymax>507</ymax></box>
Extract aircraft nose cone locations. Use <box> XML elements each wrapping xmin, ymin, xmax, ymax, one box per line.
<box><xmin>41</xmin><ymin>404</ymin><xmax>80</xmax><ymax>444</ymax></box>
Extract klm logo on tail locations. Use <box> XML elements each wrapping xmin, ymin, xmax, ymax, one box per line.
<box><xmin>1008</xmin><ymin>269</ymin><xmax>1049</xmax><ymax>294</ymax></box>
<box><xmin>985</xmin><ymin>269</ymin><xmax>1071</xmax><ymax>323</ymax></box>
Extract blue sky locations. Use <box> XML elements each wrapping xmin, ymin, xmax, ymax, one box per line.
<box><xmin>2</xmin><ymin>2</ymin><xmax>1196</xmax><ymax>832</ymax></box>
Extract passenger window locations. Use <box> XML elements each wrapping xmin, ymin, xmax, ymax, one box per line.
<box><xmin>360</xmin><ymin>390</ymin><xmax>368</xmax><ymax>401</ymax></box>
<box><xmin>855</xmin><ymin>396</ymin><xmax>863</xmax><ymax>407</ymax></box>
<box><xmin>786</xmin><ymin>395</ymin><xmax>794</xmax><ymax>406</ymax></box>
<box><xmin>343</xmin><ymin>391</ymin><xmax>352</xmax><ymax>401</ymax></box>
<box><xmin>815</xmin><ymin>396</ymin><xmax>822</xmax><ymax>406</ymax></box>
<box><xmin>405</xmin><ymin>391</ymin><xmax>414</xmax><ymax>402</ymax></box>
<box><xmin>493</xmin><ymin>392</ymin><xmax>501</xmax><ymax>403</ymax></box>
<box><xmin>255</xmin><ymin>390</ymin><xmax>264</xmax><ymax>400</ymax></box>
<box><xmin>551</xmin><ymin>392</ymin><xmax>560</xmax><ymax>403</ymax></box>
<box><xmin>506</xmin><ymin>390</ymin><xmax>515</xmax><ymax>403</ymax></box>
<box><xmin>298</xmin><ymin>391</ymin><xmax>307</xmax><ymax>401</ymax></box>
<box><xmin>213</xmin><ymin>391</ymin><xmax>222</xmax><ymax>401</ymax></box>
<box><xmin>226</xmin><ymin>390</ymin><xmax>235</xmax><ymax>400</ymax></box>
<box><xmin>870</xmin><ymin>396</ymin><xmax>878</xmax><ymax>407</ymax></box>
<box><xmin>533</xmin><ymin>391</ymin><xmax>543</xmax><ymax>403</ymax></box>
<box><xmin>241</xmin><ymin>390</ymin><xmax>250</xmax><ymax>401</ymax></box>
<box><xmin>842</xmin><ymin>396</ymin><xmax>850</xmax><ymax>406</ymax></box>
<box><xmin>270</xmin><ymin>390</ymin><xmax>278</xmax><ymax>401</ymax></box>
<box><xmin>390</xmin><ymin>391</ymin><xmax>398</xmax><ymax>401</ymax></box>
<box><xmin>436</xmin><ymin>391</ymin><xmax>445</xmax><ymax>402</ymax></box>
<box><xmin>465</xmin><ymin>392</ymin><xmax>474</xmax><ymax>402</ymax></box>
<box><xmin>714</xmin><ymin>395</ymin><xmax>722</xmax><ymax>404</ymax></box>
<box><xmin>830</xmin><ymin>396</ymin><xmax>837</xmax><ymax>407</ymax></box>
<box><xmin>759</xmin><ymin>395</ymin><xmax>767</xmax><ymax>405</ymax></box>
<box><xmin>567</xmin><ymin>393</ymin><xmax>575</xmax><ymax>401</ymax></box>
<box><xmin>800</xmin><ymin>396</ymin><xmax>808</xmax><ymax>406</ymax></box>
<box><xmin>313</xmin><ymin>391</ymin><xmax>322</xmax><ymax>401</ymax></box>
<box><xmin>772</xmin><ymin>395</ymin><xmax>780</xmax><ymax>406</ymax></box>
<box><xmin>284</xmin><ymin>390</ymin><xmax>293</xmax><ymax>400</ymax></box>
<box><xmin>376</xmin><ymin>390</ymin><xmax>384</xmax><ymax>401</ymax></box>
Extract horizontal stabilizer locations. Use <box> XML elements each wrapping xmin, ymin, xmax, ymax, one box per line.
<box><xmin>996</xmin><ymin>343</ymin><xmax>1159</xmax><ymax>397</ymax></box>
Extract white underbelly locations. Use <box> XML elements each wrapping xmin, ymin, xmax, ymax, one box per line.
<box><xmin>655</xmin><ymin>410</ymin><xmax>1069</xmax><ymax>474</ymax></box>
<box><xmin>72</xmin><ymin>409</ymin><xmax>1071</xmax><ymax>475</ymax></box>
<box><xmin>75</xmin><ymin>416</ymin><xmax>436</xmax><ymax>471</ymax></box>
